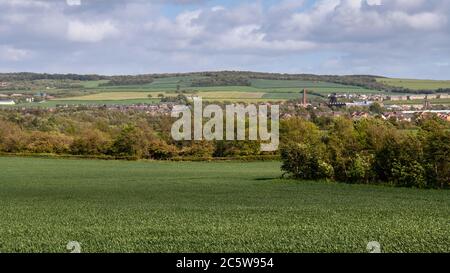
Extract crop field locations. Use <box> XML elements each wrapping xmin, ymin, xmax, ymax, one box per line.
<box><xmin>7</xmin><ymin>76</ymin><xmax>448</xmax><ymax>106</ymax></box>
<box><xmin>0</xmin><ymin>76</ymin><xmax>390</xmax><ymax>106</ymax></box>
<box><xmin>197</xmin><ymin>91</ymin><xmax>263</xmax><ymax>100</ymax></box>
<box><xmin>55</xmin><ymin>76</ymin><xmax>379</xmax><ymax>103</ymax></box>
<box><xmin>3</xmin><ymin>99</ymin><xmax>160</xmax><ymax>108</ymax></box>
<box><xmin>94</xmin><ymin>76</ymin><xmax>206</xmax><ymax>91</ymax></box>
<box><xmin>55</xmin><ymin>91</ymin><xmax>273</xmax><ymax>103</ymax></box>
<box><xmin>378</xmin><ymin>78</ymin><xmax>450</xmax><ymax>90</ymax></box>
<box><xmin>0</xmin><ymin>156</ymin><xmax>448</xmax><ymax>253</ymax></box>
<box><xmin>58</xmin><ymin>92</ymin><xmax>170</xmax><ymax>101</ymax></box>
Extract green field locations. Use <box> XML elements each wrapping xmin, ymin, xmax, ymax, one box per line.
<box><xmin>0</xmin><ymin>157</ymin><xmax>449</xmax><ymax>253</ymax></box>
<box><xmin>93</xmin><ymin>76</ymin><xmax>206</xmax><ymax>91</ymax></box>
<box><xmin>1</xmin><ymin>76</ymin><xmax>386</xmax><ymax>105</ymax></box>
<box><xmin>4</xmin><ymin>76</ymin><xmax>448</xmax><ymax>106</ymax></box>
<box><xmin>378</xmin><ymin>78</ymin><xmax>450</xmax><ymax>90</ymax></box>
<box><xmin>54</xmin><ymin>77</ymin><xmax>377</xmax><ymax>103</ymax></box>
<box><xmin>3</xmin><ymin>99</ymin><xmax>160</xmax><ymax>108</ymax></box>
<box><xmin>95</xmin><ymin>78</ymin><xmax>375</xmax><ymax>95</ymax></box>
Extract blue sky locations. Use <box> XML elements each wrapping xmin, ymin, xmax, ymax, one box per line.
<box><xmin>0</xmin><ymin>0</ymin><xmax>449</xmax><ymax>79</ymax></box>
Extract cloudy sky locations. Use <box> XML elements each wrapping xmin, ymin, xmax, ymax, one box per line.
<box><xmin>0</xmin><ymin>0</ymin><xmax>449</xmax><ymax>79</ymax></box>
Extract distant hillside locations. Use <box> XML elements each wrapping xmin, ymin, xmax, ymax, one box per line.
<box><xmin>1</xmin><ymin>71</ymin><xmax>449</xmax><ymax>94</ymax></box>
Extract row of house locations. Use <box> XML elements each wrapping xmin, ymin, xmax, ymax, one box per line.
<box><xmin>55</xmin><ymin>102</ymin><xmax>174</xmax><ymax>116</ymax></box>
<box><xmin>387</xmin><ymin>94</ymin><xmax>450</xmax><ymax>101</ymax></box>
<box><xmin>328</xmin><ymin>92</ymin><xmax>450</xmax><ymax>102</ymax></box>
<box><xmin>351</xmin><ymin>111</ymin><xmax>450</xmax><ymax>122</ymax></box>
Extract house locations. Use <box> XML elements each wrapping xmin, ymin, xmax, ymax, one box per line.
<box><xmin>351</xmin><ymin>112</ymin><xmax>370</xmax><ymax>120</ymax></box>
<box><xmin>382</xmin><ymin>112</ymin><xmax>412</xmax><ymax>122</ymax></box>
<box><xmin>0</xmin><ymin>99</ymin><xmax>15</xmax><ymax>105</ymax></box>
<box><xmin>437</xmin><ymin>94</ymin><xmax>450</xmax><ymax>99</ymax></box>
<box><xmin>437</xmin><ymin>113</ymin><xmax>450</xmax><ymax>122</ymax></box>
<box><xmin>346</xmin><ymin>101</ymin><xmax>375</xmax><ymax>107</ymax></box>
<box><xmin>387</xmin><ymin>96</ymin><xmax>405</xmax><ymax>101</ymax></box>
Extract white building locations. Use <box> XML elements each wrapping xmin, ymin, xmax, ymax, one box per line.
<box><xmin>0</xmin><ymin>99</ymin><xmax>15</xmax><ymax>105</ymax></box>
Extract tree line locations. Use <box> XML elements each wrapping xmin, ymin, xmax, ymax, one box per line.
<box><xmin>280</xmin><ymin>117</ymin><xmax>449</xmax><ymax>189</ymax></box>
<box><xmin>0</xmin><ymin>108</ymin><xmax>448</xmax><ymax>189</ymax></box>
<box><xmin>98</xmin><ymin>75</ymin><xmax>154</xmax><ymax>86</ymax></box>
<box><xmin>0</xmin><ymin>109</ymin><xmax>262</xmax><ymax>160</ymax></box>
<box><xmin>191</xmin><ymin>75</ymin><xmax>251</xmax><ymax>87</ymax></box>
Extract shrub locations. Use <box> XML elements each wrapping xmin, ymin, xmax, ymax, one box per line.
<box><xmin>347</xmin><ymin>154</ymin><xmax>372</xmax><ymax>184</ymax></box>
<box><xmin>148</xmin><ymin>139</ymin><xmax>178</xmax><ymax>160</ymax></box>
<box><xmin>280</xmin><ymin>142</ymin><xmax>331</xmax><ymax>180</ymax></box>
<box><xmin>26</xmin><ymin>131</ymin><xmax>73</xmax><ymax>154</ymax></box>
<box><xmin>70</xmin><ymin>129</ymin><xmax>112</xmax><ymax>155</ymax></box>
<box><xmin>280</xmin><ymin>116</ymin><xmax>448</xmax><ymax>189</ymax></box>
<box><xmin>419</xmin><ymin>120</ymin><xmax>450</xmax><ymax>189</ymax></box>
<box><xmin>391</xmin><ymin>160</ymin><xmax>426</xmax><ymax>188</ymax></box>
<box><xmin>111</xmin><ymin>125</ymin><xmax>149</xmax><ymax>158</ymax></box>
<box><xmin>0</xmin><ymin>120</ymin><xmax>27</xmax><ymax>153</ymax></box>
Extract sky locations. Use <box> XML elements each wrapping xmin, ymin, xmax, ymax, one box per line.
<box><xmin>0</xmin><ymin>0</ymin><xmax>449</xmax><ymax>79</ymax></box>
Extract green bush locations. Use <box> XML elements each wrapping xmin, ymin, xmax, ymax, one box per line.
<box><xmin>280</xmin><ymin>116</ymin><xmax>449</xmax><ymax>189</ymax></box>
<box><xmin>281</xmin><ymin>142</ymin><xmax>331</xmax><ymax>180</ymax></box>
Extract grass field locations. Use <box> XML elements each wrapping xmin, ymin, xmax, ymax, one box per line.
<box><xmin>0</xmin><ymin>76</ymin><xmax>389</xmax><ymax>105</ymax></box>
<box><xmin>2</xmin><ymin>99</ymin><xmax>160</xmax><ymax>108</ymax></box>
<box><xmin>93</xmin><ymin>76</ymin><xmax>206</xmax><ymax>91</ymax></box>
<box><xmin>0</xmin><ymin>157</ymin><xmax>448</xmax><ymax>253</ymax></box>
<box><xmin>56</xmin><ymin>91</ymin><xmax>269</xmax><ymax>103</ymax></box>
<box><xmin>197</xmin><ymin>91</ymin><xmax>264</xmax><ymax>100</ymax></box>
<box><xmin>4</xmin><ymin>77</ymin><xmax>445</xmax><ymax>106</ymax></box>
<box><xmin>77</xmin><ymin>77</ymin><xmax>378</xmax><ymax>103</ymax></box>
<box><xmin>58</xmin><ymin>92</ymin><xmax>170</xmax><ymax>101</ymax></box>
<box><xmin>55</xmin><ymin>85</ymin><xmax>367</xmax><ymax>103</ymax></box>
<box><xmin>378</xmin><ymin>78</ymin><xmax>450</xmax><ymax>90</ymax></box>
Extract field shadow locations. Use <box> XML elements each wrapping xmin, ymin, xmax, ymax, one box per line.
<box><xmin>254</xmin><ymin>177</ymin><xmax>279</xmax><ymax>181</ymax></box>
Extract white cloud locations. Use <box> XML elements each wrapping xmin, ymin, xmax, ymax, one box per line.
<box><xmin>67</xmin><ymin>20</ymin><xmax>119</xmax><ymax>43</ymax></box>
<box><xmin>66</xmin><ymin>0</ymin><xmax>81</xmax><ymax>6</ymax></box>
<box><xmin>435</xmin><ymin>62</ymin><xmax>449</xmax><ymax>67</ymax></box>
<box><xmin>0</xmin><ymin>0</ymin><xmax>450</xmax><ymax>78</ymax></box>
<box><xmin>0</xmin><ymin>45</ymin><xmax>30</xmax><ymax>61</ymax></box>
<box><xmin>211</xmin><ymin>6</ymin><xmax>225</xmax><ymax>12</ymax></box>
<box><xmin>213</xmin><ymin>24</ymin><xmax>315</xmax><ymax>52</ymax></box>
<box><xmin>389</xmin><ymin>12</ymin><xmax>447</xmax><ymax>30</ymax></box>
<box><xmin>0</xmin><ymin>0</ymin><xmax>50</xmax><ymax>8</ymax></box>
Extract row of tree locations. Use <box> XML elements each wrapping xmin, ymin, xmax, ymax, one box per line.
<box><xmin>0</xmin><ymin>109</ymin><xmax>261</xmax><ymax>160</ymax></box>
<box><xmin>280</xmin><ymin>117</ymin><xmax>450</xmax><ymax>189</ymax></box>
<box><xmin>0</xmin><ymin>73</ymin><xmax>105</xmax><ymax>82</ymax></box>
<box><xmin>0</xmin><ymin>108</ymin><xmax>448</xmax><ymax>188</ymax></box>
<box><xmin>191</xmin><ymin>75</ymin><xmax>251</xmax><ymax>87</ymax></box>
<box><xmin>99</xmin><ymin>75</ymin><xmax>154</xmax><ymax>86</ymax></box>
